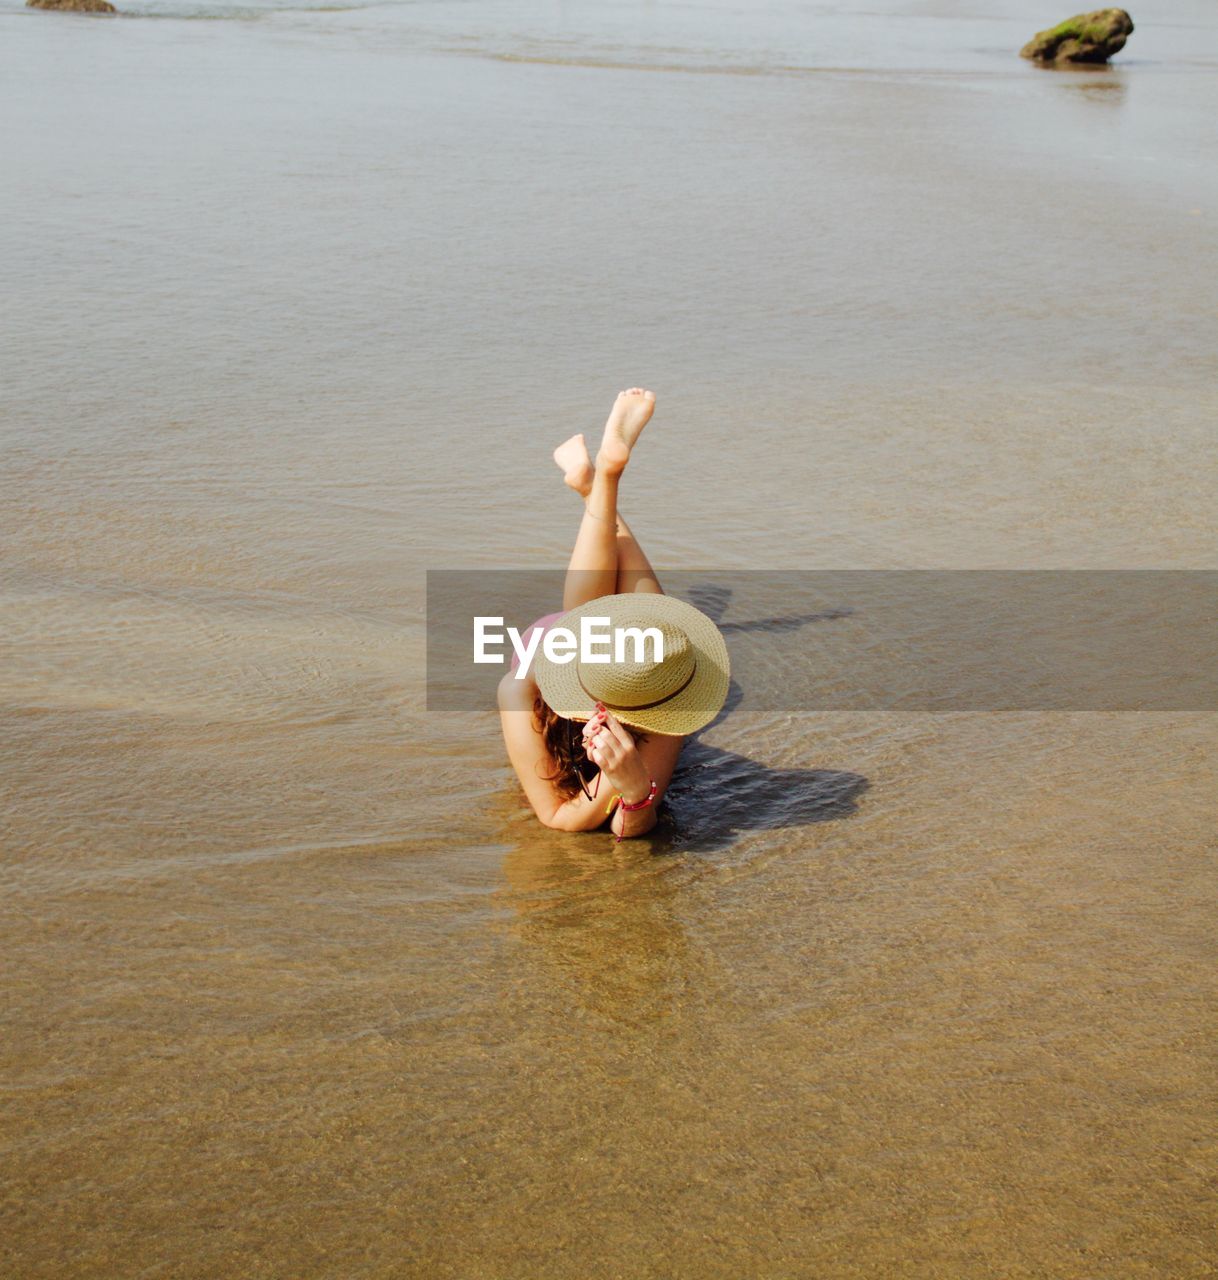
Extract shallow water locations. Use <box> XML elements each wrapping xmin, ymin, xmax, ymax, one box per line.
<box><xmin>2</xmin><ymin>0</ymin><xmax>1217</xmax><ymax>1275</ymax></box>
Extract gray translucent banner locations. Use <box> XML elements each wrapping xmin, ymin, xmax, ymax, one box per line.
<box><xmin>426</xmin><ymin>570</ymin><xmax>1217</xmax><ymax>712</ymax></box>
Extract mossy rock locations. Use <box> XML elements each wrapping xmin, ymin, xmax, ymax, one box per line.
<box><xmin>1020</xmin><ymin>8</ymin><xmax>1133</xmax><ymax>62</ymax></box>
<box><xmin>27</xmin><ymin>0</ymin><xmax>118</xmax><ymax>11</ymax></box>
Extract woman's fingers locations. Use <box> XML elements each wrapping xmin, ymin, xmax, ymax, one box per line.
<box><xmin>583</xmin><ymin>708</ymin><xmax>621</xmax><ymax>751</ymax></box>
<box><xmin>602</xmin><ymin>714</ymin><xmax>635</xmax><ymax>751</ymax></box>
<box><xmin>586</xmin><ymin>737</ymin><xmax>620</xmax><ymax>770</ymax></box>
<box><xmin>584</xmin><ymin>707</ymin><xmax>633</xmax><ymax>781</ymax></box>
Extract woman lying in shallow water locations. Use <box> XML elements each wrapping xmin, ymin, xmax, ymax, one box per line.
<box><xmin>498</xmin><ymin>389</ymin><xmax>729</xmax><ymax>840</ymax></box>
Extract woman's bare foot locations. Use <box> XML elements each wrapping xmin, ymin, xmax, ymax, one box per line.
<box><xmin>552</xmin><ymin>433</ymin><xmax>594</xmax><ymax>498</ymax></box>
<box><xmin>597</xmin><ymin>388</ymin><xmax>655</xmax><ymax>472</ymax></box>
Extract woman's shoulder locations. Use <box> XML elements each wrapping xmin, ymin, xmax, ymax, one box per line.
<box><xmin>497</xmin><ymin>668</ymin><xmax>539</xmax><ymax>712</ymax></box>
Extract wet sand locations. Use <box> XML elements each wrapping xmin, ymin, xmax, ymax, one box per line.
<box><xmin>3</xmin><ymin>0</ymin><xmax>1217</xmax><ymax>1274</ymax></box>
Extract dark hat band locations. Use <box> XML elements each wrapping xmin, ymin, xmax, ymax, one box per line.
<box><xmin>577</xmin><ymin>659</ymin><xmax>697</xmax><ymax>713</ymax></box>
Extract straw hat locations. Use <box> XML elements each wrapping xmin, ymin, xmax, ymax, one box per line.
<box><xmin>532</xmin><ymin>593</ymin><xmax>730</xmax><ymax>736</ymax></box>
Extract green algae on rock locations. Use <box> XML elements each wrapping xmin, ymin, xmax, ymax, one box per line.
<box><xmin>1020</xmin><ymin>8</ymin><xmax>1133</xmax><ymax>63</ymax></box>
<box><xmin>27</xmin><ymin>0</ymin><xmax>117</xmax><ymax>11</ymax></box>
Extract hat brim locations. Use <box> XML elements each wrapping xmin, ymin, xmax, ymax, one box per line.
<box><xmin>532</xmin><ymin>593</ymin><xmax>730</xmax><ymax>736</ymax></box>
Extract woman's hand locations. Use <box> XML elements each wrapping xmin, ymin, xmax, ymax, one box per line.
<box><xmin>581</xmin><ymin>706</ymin><xmax>650</xmax><ymax>803</ymax></box>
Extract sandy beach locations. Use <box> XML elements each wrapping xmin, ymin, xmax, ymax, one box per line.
<box><xmin>2</xmin><ymin>0</ymin><xmax>1217</xmax><ymax>1274</ymax></box>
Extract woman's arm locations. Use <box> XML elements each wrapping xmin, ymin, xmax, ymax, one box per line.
<box><xmin>585</xmin><ymin>712</ymin><xmax>684</xmax><ymax>840</ymax></box>
<box><xmin>497</xmin><ymin>673</ymin><xmax>610</xmax><ymax>831</ymax></box>
<box><xmin>498</xmin><ymin>675</ymin><xmax>683</xmax><ymax>836</ymax></box>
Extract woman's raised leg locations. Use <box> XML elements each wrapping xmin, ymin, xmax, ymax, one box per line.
<box><xmin>614</xmin><ymin>514</ymin><xmax>663</xmax><ymax>596</ymax></box>
<box><xmin>561</xmin><ymin>454</ymin><xmax>619</xmax><ymax>611</ymax></box>
<box><xmin>555</xmin><ymin>389</ymin><xmax>655</xmax><ymax>611</ymax></box>
<box><xmin>554</xmin><ymin>441</ymin><xmax>663</xmax><ymax>598</ymax></box>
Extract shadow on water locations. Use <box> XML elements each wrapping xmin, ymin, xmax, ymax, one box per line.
<box><xmin>662</xmin><ymin>582</ymin><xmax>868</xmax><ymax>852</ymax></box>
<box><xmin>660</xmin><ymin>739</ymin><xmax>867</xmax><ymax>855</ymax></box>
<box><xmin>685</xmin><ymin>582</ymin><xmax>853</xmax><ymax>634</ymax></box>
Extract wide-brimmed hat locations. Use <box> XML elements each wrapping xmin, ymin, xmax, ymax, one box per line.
<box><xmin>532</xmin><ymin>592</ymin><xmax>730</xmax><ymax>736</ymax></box>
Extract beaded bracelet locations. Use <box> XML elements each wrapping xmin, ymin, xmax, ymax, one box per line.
<box><xmin>606</xmin><ymin>779</ymin><xmax>658</xmax><ymax>841</ymax></box>
<box><xmin>619</xmin><ymin>780</ymin><xmax>658</xmax><ymax>811</ymax></box>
